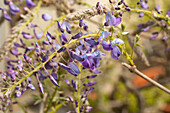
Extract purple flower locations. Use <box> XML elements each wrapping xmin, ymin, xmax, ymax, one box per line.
<box><xmin>155</xmin><ymin>5</ymin><xmax>160</xmax><ymax>11</ymax></box>
<box><xmin>165</xmin><ymin>48</ymin><xmax>170</xmax><ymax>52</ymax></box>
<box><xmin>46</xmin><ymin>32</ymin><xmax>53</xmax><ymax>44</ymax></box>
<box><xmin>139</xmin><ymin>13</ymin><xmax>144</xmax><ymax>17</ymax></box>
<box><xmin>16</xmin><ymin>90</ymin><xmax>21</xmax><ymax>97</ymax></box>
<box><xmin>26</xmin><ymin>0</ymin><xmax>35</xmax><ymax>9</ymax></box>
<box><xmin>104</xmin><ymin>12</ymin><xmax>122</xmax><ymax>26</ymax></box>
<box><xmin>35</xmin><ymin>42</ymin><xmax>41</xmax><ymax>55</ymax></box>
<box><xmin>83</xmin><ymin>81</ymin><xmax>96</xmax><ymax>87</ymax></box>
<box><xmin>141</xmin><ymin>26</ymin><xmax>150</xmax><ymax>32</ymax></box>
<box><xmin>79</xmin><ymin>19</ymin><xmax>83</xmax><ymax>27</ymax></box>
<box><xmin>1</xmin><ymin>9</ymin><xmax>12</xmax><ymax>21</ymax></box>
<box><xmin>98</xmin><ymin>31</ymin><xmax>111</xmax><ymax>42</ymax></box>
<box><xmin>85</xmin><ymin>106</ymin><xmax>93</xmax><ymax>112</ymax></box>
<box><xmin>162</xmin><ymin>36</ymin><xmax>168</xmax><ymax>40</ymax></box>
<box><xmin>33</xmin><ymin>29</ymin><xmax>43</xmax><ymax>39</ymax></box>
<box><xmin>150</xmin><ymin>32</ymin><xmax>159</xmax><ymax>40</ymax></box>
<box><xmin>49</xmin><ymin>75</ymin><xmax>59</xmax><ymax>87</ymax></box>
<box><xmin>140</xmin><ymin>2</ymin><xmax>149</xmax><ymax>9</ymax></box>
<box><xmin>71</xmin><ymin>80</ymin><xmax>78</xmax><ymax>91</ymax></box>
<box><xmin>10</xmin><ymin>49</ymin><xmax>21</xmax><ymax>56</ymax></box>
<box><xmin>83</xmin><ymin>22</ymin><xmax>88</xmax><ymax>31</ymax></box>
<box><xmin>57</xmin><ymin>21</ymin><xmax>64</xmax><ymax>33</ymax></box>
<box><xmin>57</xmin><ymin>46</ymin><xmax>66</xmax><ymax>53</ymax></box>
<box><xmin>64</xmin><ymin>79</ymin><xmax>71</xmax><ymax>86</ymax></box>
<box><xmin>9</xmin><ymin>9</ymin><xmax>16</xmax><ymax>15</ymax></box>
<box><xmin>86</xmin><ymin>75</ymin><xmax>97</xmax><ymax>79</ymax></box>
<box><xmin>61</xmin><ymin>21</ymin><xmax>71</xmax><ymax>34</ymax></box>
<box><xmin>110</xmin><ymin>38</ymin><xmax>124</xmax><ymax>45</ymax></box>
<box><xmin>166</xmin><ymin>10</ymin><xmax>170</xmax><ymax>17</ymax></box>
<box><xmin>38</xmin><ymin>82</ymin><xmax>44</xmax><ymax>94</ymax></box>
<box><xmin>42</xmin><ymin>13</ymin><xmax>52</xmax><ymax>21</ymax></box>
<box><xmin>71</xmin><ymin>32</ymin><xmax>83</xmax><ymax>39</ymax></box>
<box><xmin>28</xmin><ymin>84</ymin><xmax>36</xmax><ymax>90</ymax></box>
<box><xmin>61</xmin><ymin>32</ymin><xmax>69</xmax><ymax>42</ymax></box>
<box><xmin>4</xmin><ymin>0</ymin><xmax>10</xmax><ymax>5</ymax></box>
<box><xmin>101</xmin><ymin>40</ymin><xmax>112</xmax><ymax>51</ymax></box>
<box><xmin>51</xmin><ymin>71</ymin><xmax>58</xmax><ymax>80</ymax></box>
<box><xmin>68</xmin><ymin>62</ymin><xmax>80</xmax><ymax>74</ymax></box>
<box><xmin>24</xmin><ymin>54</ymin><xmax>32</xmax><ymax>63</ymax></box>
<box><xmin>110</xmin><ymin>45</ymin><xmax>122</xmax><ymax>60</ymax></box>
<box><xmin>22</xmin><ymin>32</ymin><xmax>33</xmax><ymax>39</ymax></box>
<box><xmin>9</xmin><ymin>1</ymin><xmax>20</xmax><ymax>12</ymax></box>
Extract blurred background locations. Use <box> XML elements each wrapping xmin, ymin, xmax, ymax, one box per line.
<box><xmin>0</xmin><ymin>0</ymin><xmax>170</xmax><ymax>113</ymax></box>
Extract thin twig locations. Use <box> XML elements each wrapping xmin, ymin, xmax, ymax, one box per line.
<box><xmin>122</xmin><ymin>62</ymin><xmax>170</xmax><ymax>94</ymax></box>
<box><xmin>40</xmin><ymin>93</ymin><xmax>48</xmax><ymax>113</ymax></box>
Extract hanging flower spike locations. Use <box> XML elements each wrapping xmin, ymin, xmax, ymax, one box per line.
<box><xmin>104</xmin><ymin>12</ymin><xmax>122</xmax><ymax>27</ymax></box>
<box><xmin>9</xmin><ymin>1</ymin><xmax>20</xmax><ymax>12</ymax></box>
<box><xmin>26</xmin><ymin>0</ymin><xmax>35</xmax><ymax>9</ymax></box>
<box><xmin>0</xmin><ymin>9</ymin><xmax>12</xmax><ymax>21</ymax></box>
<box><xmin>22</xmin><ymin>32</ymin><xmax>33</xmax><ymax>39</ymax></box>
<box><xmin>42</xmin><ymin>13</ymin><xmax>52</xmax><ymax>21</ymax></box>
<box><xmin>98</xmin><ymin>31</ymin><xmax>111</xmax><ymax>42</ymax></box>
<box><xmin>110</xmin><ymin>45</ymin><xmax>122</xmax><ymax>60</ymax></box>
<box><xmin>33</xmin><ymin>29</ymin><xmax>43</xmax><ymax>39</ymax></box>
<box><xmin>150</xmin><ymin>32</ymin><xmax>159</xmax><ymax>40</ymax></box>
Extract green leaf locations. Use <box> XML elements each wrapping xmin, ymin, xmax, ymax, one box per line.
<box><xmin>49</xmin><ymin>104</ymin><xmax>63</xmax><ymax>113</ymax></box>
<box><xmin>121</xmin><ymin>24</ymin><xmax>126</xmax><ymax>31</ymax></box>
<box><xmin>136</xmin><ymin>43</ymin><xmax>143</xmax><ymax>47</ymax></box>
<box><xmin>34</xmin><ymin>99</ymin><xmax>42</xmax><ymax>105</ymax></box>
<box><xmin>136</xmin><ymin>35</ymin><xmax>140</xmax><ymax>43</ymax></box>
<box><xmin>31</xmin><ymin>94</ymin><xmax>42</xmax><ymax>100</ymax></box>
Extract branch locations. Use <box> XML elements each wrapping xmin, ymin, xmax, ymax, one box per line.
<box><xmin>3</xmin><ymin>34</ymin><xmax>100</xmax><ymax>94</ymax></box>
<box><xmin>122</xmin><ymin>62</ymin><xmax>170</xmax><ymax>94</ymax></box>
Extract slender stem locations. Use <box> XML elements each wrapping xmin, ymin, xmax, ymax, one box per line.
<box><xmin>77</xmin><ymin>63</ymin><xmax>82</xmax><ymax>113</ymax></box>
<box><xmin>122</xmin><ymin>62</ymin><xmax>170</xmax><ymax>94</ymax></box>
<box><xmin>45</xmin><ymin>87</ymin><xmax>58</xmax><ymax>113</ymax></box>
